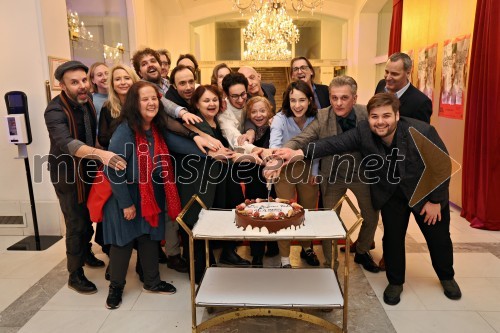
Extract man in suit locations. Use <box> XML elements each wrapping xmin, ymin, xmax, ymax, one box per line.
<box><xmin>274</xmin><ymin>93</ymin><xmax>461</xmax><ymax>305</ymax></box>
<box><xmin>283</xmin><ymin>76</ymin><xmax>380</xmax><ymax>273</ymax></box>
<box><xmin>238</xmin><ymin>66</ymin><xmax>276</xmax><ymax>111</ymax></box>
<box><xmin>375</xmin><ymin>52</ymin><xmax>432</xmax><ymax>123</ymax></box>
<box><xmin>290</xmin><ymin>56</ymin><xmax>330</xmax><ymax>109</ymax></box>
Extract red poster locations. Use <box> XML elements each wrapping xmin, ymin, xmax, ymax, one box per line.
<box><xmin>439</xmin><ymin>35</ymin><xmax>471</xmax><ymax>119</ymax></box>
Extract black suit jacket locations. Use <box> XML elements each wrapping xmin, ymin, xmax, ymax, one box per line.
<box><xmin>314</xmin><ymin>83</ymin><xmax>330</xmax><ymax>109</ymax></box>
<box><xmin>260</xmin><ymin>82</ymin><xmax>277</xmax><ymax>111</ymax></box>
<box><xmin>375</xmin><ymin>79</ymin><xmax>432</xmax><ymax>123</ymax></box>
<box><xmin>307</xmin><ymin>117</ymin><xmax>450</xmax><ymax>213</ymax></box>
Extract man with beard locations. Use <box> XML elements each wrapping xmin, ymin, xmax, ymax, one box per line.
<box><xmin>274</xmin><ymin>93</ymin><xmax>461</xmax><ymax>305</ymax></box>
<box><xmin>44</xmin><ymin>61</ymin><xmax>126</xmax><ymax>294</ymax></box>
<box><xmin>238</xmin><ymin>66</ymin><xmax>276</xmax><ymax>112</ymax></box>
<box><xmin>131</xmin><ymin>48</ymin><xmax>201</xmax><ymax>125</ymax></box>
<box><xmin>375</xmin><ymin>52</ymin><xmax>432</xmax><ymax>123</ymax></box>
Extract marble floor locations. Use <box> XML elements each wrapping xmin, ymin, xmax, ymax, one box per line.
<box><xmin>0</xmin><ymin>200</ymin><xmax>499</xmax><ymax>333</ymax></box>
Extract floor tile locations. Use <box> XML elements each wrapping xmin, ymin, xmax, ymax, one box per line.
<box><xmin>478</xmin><ymin>311</ymin><xmax>500</xmax><ymax>331</ymax></box>
<box><xmin>0</xmin><ymin>279</ymin><xmax>35</xmax><ymax>312</ymax></box>
<box><xmin>364</xmin><ymin>276</ymin><xmax>426</xmax><ymax>311</ymax></box>
<box><xmin>18</xmin><ymin>310</ymin><xmax>110</xmax><ymax>333</ymax></box>
<box><xmin>386</xmin><ymin>310</ymin><xmax>496</xmax><ymax>333</ymax></box>
<box><xmin>98</xmin><ymin>310</ymin><xmax>191</xmax><ymax>333</ymax></box>
<box><xmin>407</xmin><ymin>277</ymin><xmax>500</xmax><ymax>311</ymax></box>
<box><xmin>452</xmin><ymin>253</ymin><xmax>500</xmax><ymax>277</ymax></box>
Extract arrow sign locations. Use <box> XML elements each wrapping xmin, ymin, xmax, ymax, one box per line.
<box><xmin>408</xmin><ymin>127</ymin><xmax>461</xmax><ymax>207</ymax></box>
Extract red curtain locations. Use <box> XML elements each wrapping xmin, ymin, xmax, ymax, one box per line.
<box><xmin>388</xmin><ymin>0</ymin><xmax>403</xmax><ymax>55</ymax></box>
<box><xmin>461</xmin><ymin>0</ymin><xmax>500</xmax><ymax>230</ymax></box>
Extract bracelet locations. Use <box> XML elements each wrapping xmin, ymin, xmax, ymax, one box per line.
<box><xmin>179</xmin><ymin>109</ymin><xmax>187</xmax><ymax>118</ymax></box>
<box><xmin>188</xmin><ymin>131</ymin><xmax>200</xmax><ymax>139</ymax></box>
<box><xmin>91</xmin><ymin>148</ymin><xmax>97</xmax><ymax>157</ymax></box>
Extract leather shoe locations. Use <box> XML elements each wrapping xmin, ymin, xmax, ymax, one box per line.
<box><xmin>300</xmin><ymin>248</ymin><xmax>320</xmax><ymax>266</ymax></box>
<box><xmin>383</xmin><ymin>283</ymin><xmax>403</xmax><ymax>305</ymax></box>
<box><xmin>106</xmin><ymin>285</ymin><xmax>123</xmax><ymax>309</ymax></box>
<box><xmin>219</xmin><ymin>250</ymin><xmax>251</xmax><ymax>266</ymax></box>
<box><xmin>143</xmin><ymin>281</ymin><xmax>176</xmax><ymax>295</ymax></box>
<box><xmin>354</xmin><ymin>252</ymin><xmax>380</xmax><ymax>273</ymax></box>
<box><xmin>85</xmin><ymin>247</ymin><xmax>105</xmax><ymax>268</ymax></box>
<box><xmin>441</xmin><ymin>279</ymin><xmax>462</xmax><ymax>300</ymax></box>
<box><xmin>252</xmin><ymin>255</ymin><xmax>263</xmax><ymax>267</ymax></box>
<box><xmin>68</xmin><ymin>268</ymin><xmax>97</xmax><ymax>295</ymax></box>
<box><xmin>340</xmin><ymin>240</ymin><xmax>375</xmax><ymax>253</ymax></box>
<box><xmin>378</xmin><ymin>257</ymin><xmax>386</xmax><ymax>271</ymax></box>
<box><xmin>167</xmin><ymin>254</ymin><xmax>189</xmax><ymax>273</ymax></box>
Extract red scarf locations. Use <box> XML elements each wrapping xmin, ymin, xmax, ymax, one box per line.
<box><xmin>136</xmin><ymin>125</ymin><xmax>181</xmax><ymax>227</ymax></box>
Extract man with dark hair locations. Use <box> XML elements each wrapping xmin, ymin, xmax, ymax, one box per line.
<box><xmin>164</xmin><ymin>65</ymin><xmax>196</xmax><ymax>107</ymax></box>
<box><xmin>177</xmin><ymin>53</ymin><xmax>200</xmax><ymax>83</ymax></box>
<box><xmin>238</xmin><ymin>66</ymin><xmax>276</xmax><ymax>111</ymax></box>
<box><xmin>375</xmin><ymin>52</ymin><xmax>432</xmax><ymax>123</ymax></box>
<box><xmin>283</xmin><ymin>76</ymin><xmax>380</xmax><ymax>273</ymax></box>
<box><xmin>44</xmin><ymin>61</ymin><xmax>127</xmax><ymax>294</ymax></box>
<box><xmin>157</xmin><ymin>48</ymin><xmax>171</xmax><ymax>83</ymax></box>
<box><xmin>274</xmin><ymin>93</ymin><xmax>461</xmax><ymax>305</ymax></box>
<box><xmin>290</xmin><ymin>56</ymin><xmax>330</xmax><ymax>109</ymax></box>
<box><xmin>132</xmin><ymin>48</ymin><xmax>200</xmax><ymax>125</ymax></box>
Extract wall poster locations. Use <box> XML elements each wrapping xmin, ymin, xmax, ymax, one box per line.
<box><xmin>417</xmin><ymin>43</ymin><xmax>438</xmax><ymax>104</ymax></box>
<box><xmin>439</xmin><ymin>35</ymin><xmax>471</xmax><ymax>119</ymax></box>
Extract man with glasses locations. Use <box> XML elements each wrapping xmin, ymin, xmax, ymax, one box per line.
<box><xmin>238</xmin><ymin>66</ymin><xmax>276</xmax><ymax>112</ymax></box>
<box><xmin>290</xmin><ymin>56</ymin><xmax>330</xmax><ymax>109</ymax></box>
<box><xmin>157</xmin><ymin>49</ymin><xmax>171</xmax><ymax>90</ymax></box>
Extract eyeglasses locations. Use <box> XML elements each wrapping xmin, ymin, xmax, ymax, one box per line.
<box><xmin>292</xmin><ymin>65</ymin><xmax>310</xmax><ymax>73</ymax></box>
<box><xmin>229</xmin><ymin>91</ymin><xmax>247</xmax><ymax>100</ymax></box>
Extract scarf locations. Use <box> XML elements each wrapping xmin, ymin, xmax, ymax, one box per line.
<box><xmin>136</xmin><ymin>125</ymin><xmax>181</xmax><ymax>227</ymax></box>
<box><xmin>59</xmin><ymin>91</ymin><xmax>97</xmax><ymax>203</ymax></box>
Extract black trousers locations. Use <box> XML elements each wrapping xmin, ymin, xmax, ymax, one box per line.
<box><xmin>109</xmin><ymin>234</ymin><xmax>161</xmax><ymax>288</ymax></box>
<box><xmin>53</xmin><ymin>183</ymin><xmax>94</xmax><ymax>274</ymax></box>
<box><xmin>381</xmin><ymin>187</ymin><xmax>455</xmax><ymax>285</ymax></box>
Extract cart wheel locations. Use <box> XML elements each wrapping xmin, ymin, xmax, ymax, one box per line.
<box><xmin>206</xmin><ymin>307</ymin><xmax>215</xmax><ymax>314</ymax></box>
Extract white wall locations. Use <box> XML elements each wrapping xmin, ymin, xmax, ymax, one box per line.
<box><xmin>0</xmin><ymin>0</ymin><xmax>70</xmax><ymax>236</ymax></box>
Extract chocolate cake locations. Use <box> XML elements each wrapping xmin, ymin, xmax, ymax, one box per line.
<box><xmin>235</xmin><ymin>198</ymin><xmax>305</xmax><ymax>233</ymax></box>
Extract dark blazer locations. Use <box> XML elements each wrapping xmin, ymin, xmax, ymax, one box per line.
<box><xmin>375</xmin><ymin>79</ymin><xmax>432</xmax><ymax>123</ymax></box>
<box><xmin>260</xmin><ymin>82</ymin><xmax>277</xmax><ymax>111</ymax></box>
<box><xmin>314</xmin><ymin>83</ymin><xmax>330</xmax><ymax>109</ymax></box>
<box><xmin>307</xmin><ymin>117</ymin><xmax>450</xmax><ymax>213</ymax></box>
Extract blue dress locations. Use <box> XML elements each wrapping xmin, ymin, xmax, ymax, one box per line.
<box><xmin>102</xmin><ymin>123</ymin><xmax>166</xmax><ymax>247</ymax></box>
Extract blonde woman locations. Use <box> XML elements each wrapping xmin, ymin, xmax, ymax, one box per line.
<box><xmin>98</xmin><ymin>64</ymin><xmax>139</xmax><ymax>149</ymax></box>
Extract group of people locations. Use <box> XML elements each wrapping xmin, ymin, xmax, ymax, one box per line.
<box><xmin>44</xmin><ymin>48</ymin><xmax>461</xmax><ymax>311</ymax></box>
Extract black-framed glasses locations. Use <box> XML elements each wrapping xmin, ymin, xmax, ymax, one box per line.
<box><xmin>229</xmin><ymin>91</ymin><xmax>247</xmax><ymax>100</ymax></box>
<box><xmin>292</xmin><ymin>65</ymin><xmax>310</xmax><ymax>72</ymax></box>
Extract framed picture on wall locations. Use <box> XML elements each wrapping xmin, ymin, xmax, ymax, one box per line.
<box><xmin>48</xmin><ymin>56</ymin><xmax>70</xmax><ymax>90</ymax></box>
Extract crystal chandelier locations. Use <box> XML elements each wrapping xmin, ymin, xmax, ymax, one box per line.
<box><xmin>67</xmin><ymin>10</ymin><xmax>93</xmax><ymax>41</ymax></box>
<box><xmin>242</xmin><ymin>1</ymin><xmax>300</xmax><ymax>60</ymax></box>
<box><xmin>232</xmin><ymin>0</ymin><xmax>323</xmax><ymax>14</ymax></box>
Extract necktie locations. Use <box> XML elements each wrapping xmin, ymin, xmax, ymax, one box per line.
<box><xmin>82</xmin><ymin>106</ymin><xmax>94</xmax><ymax>146</ymax></box>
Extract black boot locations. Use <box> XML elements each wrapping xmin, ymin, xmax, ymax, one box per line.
<box><xmin>68</xmin><ymin>268</ymin><xmax>97</xmax><ymax>294</ymax></box>
<box><xmin>106</xmin><ymin>285</ymin><xmax>123</xmax><ymax>309</ymax></box>
<box><xmin>85</xmin><ymin>243</ymin><xmax>105</xmax><ymax>268</ymax></box>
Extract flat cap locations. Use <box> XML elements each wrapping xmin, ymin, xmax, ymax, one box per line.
<box><xmin>54</xmin><ymin>61</ymin><xmax>88</xmax><ymax>81</ymax></box>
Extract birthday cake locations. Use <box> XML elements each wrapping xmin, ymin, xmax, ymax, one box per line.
<box><xmin>235</xmin><ymin>198</ymin><xmax>305</xmax><ymax>233</ymax></box>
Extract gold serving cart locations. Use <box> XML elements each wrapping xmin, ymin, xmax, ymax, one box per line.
<box><xmin>176</xmin><ymin>194</ymin><xmax>363</xmax><ymax>333</ymax></box>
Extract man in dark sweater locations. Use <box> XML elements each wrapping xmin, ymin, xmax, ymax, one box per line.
<box><xmin>273</xmin><ymin>93</ymin><xmax>461</xmax><ymax>305</ymax></box>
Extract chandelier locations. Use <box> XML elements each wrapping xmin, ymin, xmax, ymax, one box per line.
<box><xmin>232</xmin><ymin>0</ymin><xmax>323</xmax><ymax>14</ymax></box>
<box><xmin>67</xmin><ymin>10</ymin><xmax>93</xmax><ymax>41</ymax></box>
<box><xmin>242</xmin><ymin>1</ymin><xmax>300</xmax><ymax>60</ymax></box>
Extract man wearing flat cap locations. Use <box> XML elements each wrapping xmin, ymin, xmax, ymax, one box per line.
<box><xmin>44</xmin><ymin>60</ymin><xmax>126</xmax><ymax>294</ymax></box>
